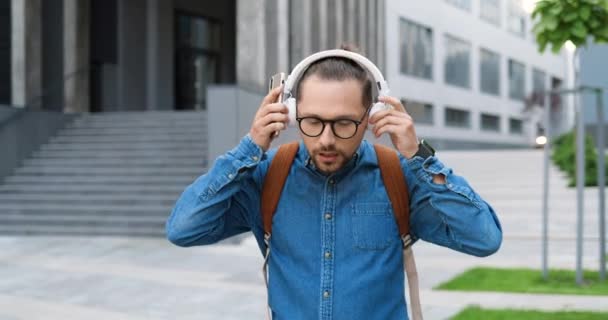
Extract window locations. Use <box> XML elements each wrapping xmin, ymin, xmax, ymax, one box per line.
<box><xmin>508</xmin><ymin>59</ymin><xmax>525</xmax><ymax>101</ymax></box>
<box><xmin>445</xmin><ymin>0</ymin><xmax>471</xmax><ymax>11</ymax></box>
<box><xmin>550</xmin><ymin>77</ymin><xmax>563</xmax><ymax>111</ymax></box>
<box><xmin>480</xmin><ymin>48</ymin><xmax>500</xmax><ymax>96</ymax></box>
<box><xmin>481</xmin><ymin>113</ymin><xmax>501</xmax><ymax>132</ymax></box>
<box><xmin>399</xmin><ymin>18</ymin><xmax>433</xmax><ymax>80</ymax></box>
<box><xmin>445</xmin><ymin>107</ymin><xmax>471</xmax><ymax>128</ymax></box>
<box><xmin>508</xmin><ymin>0</ymin><xmax>526</xmax><ymax>38</ymax></box>
<box><xmin>509</xmin><ymin>118</ymin><xmax>524</xmax><ymax>134</ymax></box>
<box><xmin>175</xmin><ymin>14</ymin><xmax>222</xmax><ymax>110</ymax></box>
<box><xmin>444</xmin><ymin>34</ymin><xmax>471</xmax><ymax>89</ymax></box>
<box><xmin>531</xmin><ymin>68</ymin><xmax>546</xmax><ymax>105</ymax></box>
<box><xmin>480</xmin><ymin>0</ymin><xmax>500</xmax><ymax>26</ymax></box>
<box><xmin>401</xmin><ymin>99</ymin><xmax>434</xmax><ymax>125</ymax></box>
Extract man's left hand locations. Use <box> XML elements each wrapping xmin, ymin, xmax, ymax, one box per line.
<box><xmin>369</xmin><ymin>96</ymin><xmax>419</xmax><ymax>159</ymax></box>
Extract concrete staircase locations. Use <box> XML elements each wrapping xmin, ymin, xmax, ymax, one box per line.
<box><xmin>0</xmin><ymin>111</ymin><xmax>208</xmax><ymax>237</ymax></box>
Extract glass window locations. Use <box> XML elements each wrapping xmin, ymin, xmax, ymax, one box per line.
<box><xmin>175</xmin><ymin>14</ymin><xmax>221</xmax><ymax>110</ymax></box>
<box><xmin>481</xmin><ymin>113</ymin><xmax>501</xmax><ymax>131</ymax></box>
<box><xmin>531</xmin><ymin>68</ymin><xmax>546</xmax><ymax>105</ymax></box>
<box><xmin>480</xmin><ymin>48</ymin><xmax>500</xmax><ymax>96</ymax></box>
<box><xmin>401</xmin><ymin>99</ymin><xmax>434</xmax><ymax>125</ymax></box>
<box><xmin>551</xmin><ymin>77</ymin><xmax>563</xmax><ymax>111</ymax></box>
<box><xmin>400</xmin><ymin>18</ymin><xmax>433</xmax><ymax>80</ymax></box>
<box><xmin>508</xmin><ymin>59</ymin><xmax>525</xmax><ymax>101</ymax></box>
<box><xmin>177</xmin><ymin>15</ymin><xmax>221</xmax><ymax>51</ymax></box>
<box><xmin>445</xmin><ymin>0</ymin><xmax>471</xmax><ymax>11</ymax></box>
<box><xmin>509</xmin><ymin>118</ymin><xmax>524</xmax><ymax>134</ymax></box>
<box><xmin>480</xmin><ymin>0</ymin><xmax>500</xmax><ymax>26</ymax></box>
<box><xmin>508</xmin><ymin>0</ymin><xmax>526</xmax><ymax>38</ymax></box>
<box><xmin>444</xmin><ymin>34</ymin><xmax>471</xmax><ymax>89</ymax></box>
<box><xmin>445</xmin><ymin>107</ymin><xmax>471</xmax><ymax>128</ymax></box>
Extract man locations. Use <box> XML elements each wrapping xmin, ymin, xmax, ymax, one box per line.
<box><xmin>166</xmin><ymin>50</ymin><xmax>502</xmax><ymax>319</ymax></box>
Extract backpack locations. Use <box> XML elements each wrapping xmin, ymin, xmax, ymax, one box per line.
<box><xmin>260</xmin><ymin>142</ymin><xmax>423</xmax><ymax>320</ymax></box>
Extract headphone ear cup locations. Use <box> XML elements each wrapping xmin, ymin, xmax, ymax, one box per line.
<box><xmin>284</xmin><ymin>97</ymin><xmax>297</xmax><ymax>126</ymax></box>
<box><xmin>369</xmin><ymin>102</ymin><xmax>392</xmax><ymax>118</ymax></box>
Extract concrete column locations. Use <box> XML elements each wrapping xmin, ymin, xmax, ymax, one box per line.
<box><xmin>146</xmin><ymin>0</ymin><xmax>173</xmax><ymax>110</ymax></box>
<box><xmin>376</xmin><ymin>0</ymin><xmax>385</xmax><ymax>72</ymax></box>
<box><xmin>319</xmin><ymin>0</ymin><xmax>327</xmax><ymax>50</ymax></box>
<box><xmin>302</xmin><ymin>0</ymin><xmax>311</xmax><ymax>55</ymax></box>
<box><xmin>367</xmin><ymin>0</ymin><xmax>375</xmax><ymax>61</ymax></box>
<box><xmin>63</xmin><ymin>0</ymin><xmax>90</xmax><ymax>113</ymax></box>
<box><xmin>11</xmin><ymin>0</ymin><xmax>42</xmax><ymax>109</ymax></box>
<box><xmin>237</xmin><ymin>0</ymin><xmax>266</xmax><ymax>91</ymax></box>
<box><xmin>345</xmin><ymin>0</ymin><xmax>356</xmax><ymax>44</ymax></box>
<box><xmin>357</xmin><ymin>0</ymin><xmax>366</xmax><ymax>53</ymax></box>
<box><xmin>334</xmin><ymin>0</ymin><xmax>343</xmax><ymax>47</ymax></box>
<box><xmin>277</xmin><ymin>0</ymin><xmax>289</xmax><ymax>73</ymax></box>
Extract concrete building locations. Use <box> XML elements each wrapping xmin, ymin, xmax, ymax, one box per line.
<box><xmin>1</xmin><ymin>0</ymin><xmax>384</xmax><ymax>111</ymax></box>
<box><xmin>1</xmin><ymin>0</ymin><xmax>570</xmax><ymax>149</ymax></box>
<box><xmin>386</xmin><ymin>0</ymin><xmax>571</xmax><ymax>149</ymax></box>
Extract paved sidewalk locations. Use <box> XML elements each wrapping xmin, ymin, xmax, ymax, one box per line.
<box><xmin>0</xmin><ymin>149</ymin><xmax>606</xmax><ymax>319</ymax></box>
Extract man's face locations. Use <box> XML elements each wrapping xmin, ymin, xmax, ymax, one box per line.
<box><xmin>297</xmin><ymin>75</ymin><xmax>368</xmax><ymax>175</ymax></box>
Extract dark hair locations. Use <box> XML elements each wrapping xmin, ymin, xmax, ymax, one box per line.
<box><xmin>295</xmin><ymin>51</ymin><xmax>373</xmax><ymax>109</ymax></box>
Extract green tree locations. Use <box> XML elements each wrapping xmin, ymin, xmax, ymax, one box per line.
<box><xmin>532</xmin><ymin>0</ymin><xmax>608</xmax><ymax>53</ymax></box>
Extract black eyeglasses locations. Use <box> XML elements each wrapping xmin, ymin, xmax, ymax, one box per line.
<box><xmin>296</xmin><ymin>109</ymin><xmax>369</xmax><ymax>139</ymax></box>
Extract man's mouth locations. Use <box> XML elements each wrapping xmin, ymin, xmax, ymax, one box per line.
<box><xmin>318</xmin><ymin>152</ymin><xmax>338</xmax><ymax>163</ymax></box>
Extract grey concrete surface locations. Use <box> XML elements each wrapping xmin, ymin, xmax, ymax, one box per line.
<box><xmin>0</xmin><ymin>148</ymin><xmax>607</xmax><ymax>319</ymax></box>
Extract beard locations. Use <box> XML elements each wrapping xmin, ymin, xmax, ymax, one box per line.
<box><xmin>311</xmin><ymin>145</ymin><xmax>351</xmax><ymax>175</ymax></box>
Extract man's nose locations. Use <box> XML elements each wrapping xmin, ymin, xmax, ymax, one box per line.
<box><xmin>318</xmin><ymin>123</ymin><xmax>336</xmax><ymax>146</ymax></box>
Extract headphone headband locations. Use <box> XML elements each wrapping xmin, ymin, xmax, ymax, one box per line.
<box><xmin>283</xmin><ymin>49</ymin><xmax>389</xmax><ymax>100</ymax></box>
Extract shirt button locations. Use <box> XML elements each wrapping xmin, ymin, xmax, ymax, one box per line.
<box><xmin>252</xmin><ymin>156</ymin><xmax>259</xmax><ymax>161</ymax></box>
<box><xmin>228</xmin><ymin>174</ymin><xmax>234</xmax><ymax>179</ymax></box>
<box><xmin>325</xmin><ymin>213</ymin><xmax>332</xmax><ymax>220</ymax></box>
<box><xmin>323</xmin><ymin>290</ymin><xmax>330</xmax><ymax>298</ymax></box>
<box><xmin>329</xmin><ymin>179</ymin><xmax>335</xmax><ymax>185</ymax></box>
<box><xmin>324</xmin><ymin>251</ymin><xmax>332</xmax><ymax>259</ymax></box>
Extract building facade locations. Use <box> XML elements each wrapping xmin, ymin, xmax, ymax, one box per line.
<box><xmin>386</xmin><ymin>0</ymin><xmax>571</xmax><ymax>148</ymax></box>
<box><xmin>2</xmin><ymin>0</ymin><xmax>570</xmax><ymax>148</ymax></box>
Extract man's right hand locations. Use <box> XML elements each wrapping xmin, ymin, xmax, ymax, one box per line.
<box><xmin>249</xmin><ymin>85</ymin><xmax>289</xmax><ymax>151</ymax></box>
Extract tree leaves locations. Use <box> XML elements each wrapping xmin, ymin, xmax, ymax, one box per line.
<box><xmin>532</xmin><ymin>0</ymin><xmax>608</xmax><ymax>53</ymax></box>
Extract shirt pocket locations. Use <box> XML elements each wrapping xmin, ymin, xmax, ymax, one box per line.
<box><xmin>351</xmin><ymin>202</ymin><xmax>398</xmax><ymax>250</ymax></box>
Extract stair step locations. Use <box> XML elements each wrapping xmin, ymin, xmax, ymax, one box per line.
<box><xmin>0</xmin><ymin>194</ymin><xmax>178</xmax><ymax>205</ymax></box>
<box><xmin>22</xmin><ymin>158</ymin><xmax>205</xmax><ymax>167</ymax></box>
<box><xmin>31</xmin><ymin>150</ymin><xmax>207</xmax><ymax>159</ymax></box>
<box><xmin>0</xmin><ymin>203</ymin><xmax>173</xmax><ymax>212</ymax></box>
<box><xmin>0</xmin><ymin>225</ymin><xmax>165</xmax><ymax>237</ymax></box>
<box><xmin>0</xmin><ymin>214</ymin><xmax>166</xmax><ymax>224</ymax></box>
<box><xmin>0</xmin><ymin>184</ymin><xmax>187</xmax><ymax>194</ymax></box>
<box><xmin>39</xmin><ymin>143</ymin><xmax>206</xmax><ymax>152</ymax></box>
<box><xmin>0</xmin><ymin>207</ymin><xmax>170</xmax><ymax>217</ymax></box>
<box><xmin>58</xmin><ymin>128</ymin><xmax>206</xmax><ymax>136</ymax></box>
<box><xmin>4</xmin><ymin>175</ymin><xmax>198</xmax><ymax>184</ymax></box>
<box><xmin>50</xmin><ymin>135</ymin><xmax>207</xmax><ymax>144</ymax></box>
<box><xmin>71</xmin><ymin>116</ymin><xmax>206</xmax><ymax>124</ymax></box>
<box><xmin>14</xmin><ymin>166</ymin><xmax>203</xmax><ymax>176</ymax></box>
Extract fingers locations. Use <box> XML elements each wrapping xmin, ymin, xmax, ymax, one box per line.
<box><xmin>260</xmin><ymin>121</ymin><xmax>286</xmax><ymax>136</ymax></box>
<box><xmin>372</xmin><ymin>112</ymin><xmax>414</xmax><ymax>137</ymax></box>
<box><xmin>256</xmin><ymin>112</ymin><xmax>289</xmax><ymax>127</ymax></box>
<box><xmin>261</xmin><ymin>85</ymin><xmax>284</xmax><ymax>107</ymax></box>
<box><xmin>378</xmin><ymin>96</ymin><xmax>407</xmax><ymax>113</ymax></box>
<box><xmin>369</xmin><ymin>108</ymin><xmax>412</xmax><ymax>125</ymax></box>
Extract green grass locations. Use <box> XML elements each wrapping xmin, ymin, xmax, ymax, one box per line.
<box><xmin>436</xmin><ymin>267</ymin><xmax>608</xmax><ymax>296</ymax></box>
<box><xmin>451</xmin><ymin>306</ymin><xmax>608</xmax><ymax>320</ymax></box>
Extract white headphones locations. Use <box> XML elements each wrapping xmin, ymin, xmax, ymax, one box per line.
<box><xmin>281</xmin><ymin>49</ymin><xmax>393</xmax><ymax>126</ymax></box>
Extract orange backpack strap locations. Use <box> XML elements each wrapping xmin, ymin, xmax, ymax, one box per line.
<box><xmin>261</xmin><ymin>142</ymin><xmax>299</xmax><ymax>236</ymax></box>
<box><xmin>374</xmin><ymin>144</ymin><xmax>412</xmax><ymax>246</ymax></box>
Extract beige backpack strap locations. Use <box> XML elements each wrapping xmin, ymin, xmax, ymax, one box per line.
<box><xmin>260</xmin><ymin>141</ymin><xmax>299</xmax><ymax>320</ymax></box>
<box><xmin>374</xmin><ymin>144</ymin><xmax>423</xmax><ymax>320</ymax></box>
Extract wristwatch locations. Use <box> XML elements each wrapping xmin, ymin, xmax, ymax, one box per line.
<box><xmin>413</xmin><ymin>139</ymin><xmax>435</xmax><ymax>160</ymax></box>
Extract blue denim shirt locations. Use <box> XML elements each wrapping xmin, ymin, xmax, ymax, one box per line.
<box><xmin>166</xmin><ymin>135</ymin><xmax>502</xmax><ymax>320</ymax></box>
